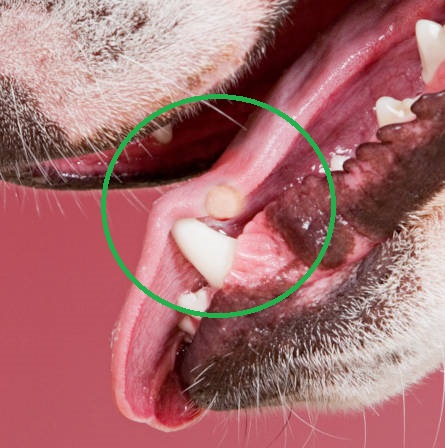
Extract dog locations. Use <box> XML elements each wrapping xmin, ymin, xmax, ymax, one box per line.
<box><xmin>1</xmin><ymin>0</ymin><xmax>445</xmax><ymax>434</ymax></box>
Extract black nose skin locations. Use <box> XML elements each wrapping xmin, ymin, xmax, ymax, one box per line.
<box><xmin>0</xmin><ymin>76</ymin><xmax>69</xmax><ymax>173</ymax></box>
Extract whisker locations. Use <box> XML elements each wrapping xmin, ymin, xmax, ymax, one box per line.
<box><xmin>118</xmin><ymin>54</ymin><xmax>246</xmax><ymax>131</ymax></box>
<box><xmin>70</xmin><ymin>190</ymin><xmax>89</xmax><ymax>218</ymax></box>
<box><xmin>287</xmin><ymin>406</ymin><xmax>349</xmax><ymax>441</ymax></box>
<box><xmin>123</xmin><ymin>190</ymin><xmax>148</xmax><ymax>213</ymax></box>
<box><xmin>362</xmin><ymin>410</ymin><xmax>368</xmax><ymax>448</ymax></box>
<box><xmin>52</xmin><ymin>189</ymin><xmax>65</xmax><ymax>216</ymax></box>
<box><xmin>10</xmin><ymin>85</ymin><xmax>52</xmax><ymax>184</ymax></box>
<box><xmin>44</xmin><ymin>189</ymin><xmax>54</xmax><ymax>213</ymax></box>
<box><xmin>432</xmin><ymin>350</ymin><xmax>445</xmax><ymax>448</ymax></box>
<box><xmin>399</xmin><ymin>367</ymin><xmax>407</xmax><ymax>448</ymax></box>
<box><xmin>32</xmin><ymin>186</ymin><xmax>41</xmax><ymax>216</ymax></box>
<box><xmin>181</xmin><ymin>376</ymin><xmax>205</xmax><ymax>394</ymax></box>
<box><xmin>200</xmin><ymin>99</ymin><xmax>248</xmax><ymax>131</ymax></box>
<box><xmin>33</xmin><ymin>120</ymin><xmax>66</xmax><ymax>180</ymax></box>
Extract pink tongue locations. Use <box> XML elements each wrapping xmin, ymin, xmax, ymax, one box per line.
<box><xmin>111</xmin><ymin>0</ymin><xmax>444</xmax><ymax>431</ymax></box>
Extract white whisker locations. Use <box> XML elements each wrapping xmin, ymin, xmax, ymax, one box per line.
<box><xmin>432</xmin><ymin>351</ymin><xmax>445</xmax><ymax>448</ymax></box>
<box><xmin>288</xmin><ymin>406</ymin><xmax>349</xmax><ymax>441</ymax></box>
<box><xmin>400</xmin><ymin>367</ymin><xmax>407</xmax><ymax>448</ymax></box>
<box><xmin>118</xmin><ymin>54</ymin><xmax>246</xmax><ymax>131</ymax></box>
<box><xmin>10</xmin><ymin>85</ymin><xmax>51</xmax><ymax>183</ymax></box>
<box><xmin>362</xmin><ymin>410</ymin><xmax>368</xmax><ymax>448</ymax></box>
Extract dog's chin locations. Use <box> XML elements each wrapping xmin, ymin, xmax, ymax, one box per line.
<box><xmin>4</xmin><ymin>0</ymin><xmax>445</xmax><ymax>433</ymax></box>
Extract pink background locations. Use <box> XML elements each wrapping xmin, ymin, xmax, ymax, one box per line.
<box><xmin>1</xmin><ymin>184</ymin><xmax>444</xmax><ymax>447</ymax></box>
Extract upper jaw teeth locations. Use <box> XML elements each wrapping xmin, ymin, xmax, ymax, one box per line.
<box><xmin>416</xmin><ymin>19</ymin><xmax>445</xmax><ymax>84</ymax></box>
<box><xmin>171</xmin><ymin>218</ymin><xmax>237</xmax><ymax>288</ymax></box>
<box><xmin>375</xmin><ymin>96</ymin><xmax>418</xmax><ymax>127</ymax></box>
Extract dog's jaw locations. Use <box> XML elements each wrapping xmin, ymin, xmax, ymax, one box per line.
<box><xmin>181</xmin><ymin>187</ymin><xmax>445</xmax><ymax>412</ymax></box>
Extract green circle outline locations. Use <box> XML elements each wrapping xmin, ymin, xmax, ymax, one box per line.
<box><xmin>101</xmin><ymin>94</ymin><xmax>336</xmax><ymax>318</ymax></box>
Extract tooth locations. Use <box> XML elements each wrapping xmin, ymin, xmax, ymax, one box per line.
<box><xmin>151</xmin><ymin>123</ymin><xmax>173</xmax><ymax>144</ymax></box>
<box><xmin>416</xmin><ymin>19</ymin><xmax>445</xmax><ymax>84</ymax></box>
<box><xmin>205</xmin><ymin>184</ymin><xmax>243</xmax><ymax>220</ymax></box>
<box><xmin>329</xmin><ymin>154</ymin><xmax>349</xmax><ymax>171</ymax></box>
<box><xmin>375</xmin><ymin>96</ymin><xmax>417</xmax><ymax>127</ymax></box>
<box><xmin>171</xmin><ymin>219</ymin><xmax>236</xmax><ymax>288</ymax></box>
<box><xmin>178</xmin><ymin>316</ymin><xmax>198</xmax><ymax>339</ymax></box>
<box><xmin>177</xmin><ymin>289</ymin><xmax>210</xmax><ymax>313</ymax></box>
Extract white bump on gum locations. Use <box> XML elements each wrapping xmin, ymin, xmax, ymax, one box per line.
<box><xmin>205</xmin><ymin>184</ymin><xmax>243</xmax><ymax>220</ymax></box>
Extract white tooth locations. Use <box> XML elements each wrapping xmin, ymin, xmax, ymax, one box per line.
<box><xmin>177</xmin><ymin>289</ymin><xmax>209</xmax><ymax>313</ymax></box>
<box><xmin>172</xmin><ymin>218</ymin><xmax>237</xmax><ymax>288</ymax></box>
<box><xmin>416</xmin><ymin>19</ymin><xmax>445</xmax><ymax>84</ymax></box>
<box><xmin>375</xmin><ymin>96</ymin><xmax>417</xmax><ymax>127</ymax></box>
<box><xmin>151</xmin><ymin>123</ymin><xmax>173</xmax><ymax>144</ymax></box>
<box><xmin>329</xmin><ymin>154</ymin><xmax>349</xmax><ymax>171</ymax></box>
<box><xmin>178</xmin><ymin>316</ymin><xmax>197</xmax><ymax>339</ymax></box>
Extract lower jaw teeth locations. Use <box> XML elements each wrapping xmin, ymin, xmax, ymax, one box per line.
<box><xmin>375</xmin><ymin>96</ymin><xmax>418</xmax><ymax>127</ymax></box>
<box><xmin>178</xmin><ymin>316</ymin><xmax>199</xmax><ymax>340</ymax></box>
<box><xmin>177</xmin><ymin>288</ymin><xmax>210</xmax><ymax>338</ymax></box>
<box><xmin>373</xmin><ymin>18</ymin><xmax>445</xmax><ymax>129</ymax></box>
<box><xmin>177</xmin><ymin>288</ymin><xmax>210</xmax><ymax>312</ymax></box>
<box><xmin>173</xmin><ymin>18</ymin><xmax>445</xmax><ymax>338</ymax></box>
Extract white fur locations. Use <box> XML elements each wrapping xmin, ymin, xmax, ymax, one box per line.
<box><xmin>0</xmin><ymin>0</ymin><xmax>285</xmax><ymax>142</ymax></box>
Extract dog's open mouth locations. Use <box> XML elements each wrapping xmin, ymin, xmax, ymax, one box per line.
<box><xmin>105</xmin><ymin>0</ymin><xmax>445</xmax><ymax>431</ymax></box>
<box><xmin>5</xmin><ymin>0</ymin><xmax>445</xmax><ymax>433</ymax></box>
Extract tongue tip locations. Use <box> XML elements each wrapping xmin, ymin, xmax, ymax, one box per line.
<box><xmin>111</xmin><ymin>296</ymin><xmax>206</xmax><ymax>432</ymax></box>
<box><xmin>113</xmin><ymin>385</ymin><xmax>205</xmax><ymax>432</ymax></box>
<box><xmin>114</xmin><ymin>376</ymin><xmax>207</xmax><ymax>432</ymax></box>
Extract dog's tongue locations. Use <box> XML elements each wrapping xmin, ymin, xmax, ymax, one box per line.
<box><xmin>111</xmin><ymin>0</ymin><xmax>445</xmax><ymax>431</ymax></box>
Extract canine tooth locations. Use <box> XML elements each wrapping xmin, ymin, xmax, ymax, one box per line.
<box><xmin>375</xmin><ymin>96</ymin><xmax>417</xmax><ymax>127</ymax></box>
<box><xmin>205</xmin><ymin>184</ymin><xmax>243</xmax><ymax>219</ymax></box>
<box><xmin>172</xmin><ymin>219</ymin><xmax>236</xmax><ymax>288</ymax></box>
<box><xmin>151</xmin><ymin>123</ymin><xmax>173</xmax><ymax>144</ymax></box>
<box><xmin>416</xmin><ymin>19</ymin><xmax>445</xmax><ymax>84</ymax></box>
<box><xmin>177</xmin><ymin>289</ymin><xmax>209</xmax><ymax>313</ymax></box>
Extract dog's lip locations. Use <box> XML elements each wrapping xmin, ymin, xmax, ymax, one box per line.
<box><xmin>110</xmin><ymin>0</ymin><xmax>445</xmax><ymax>431</ymax></box>
<box><xmin>1</xmin><ymin>0</ymin><xmax>357</xmax><ymax>190</ymax></box>
<box><xmin>3</xmin><ymin>105</ymin><xmax>247</xmax><ymax>189</ymax></box>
